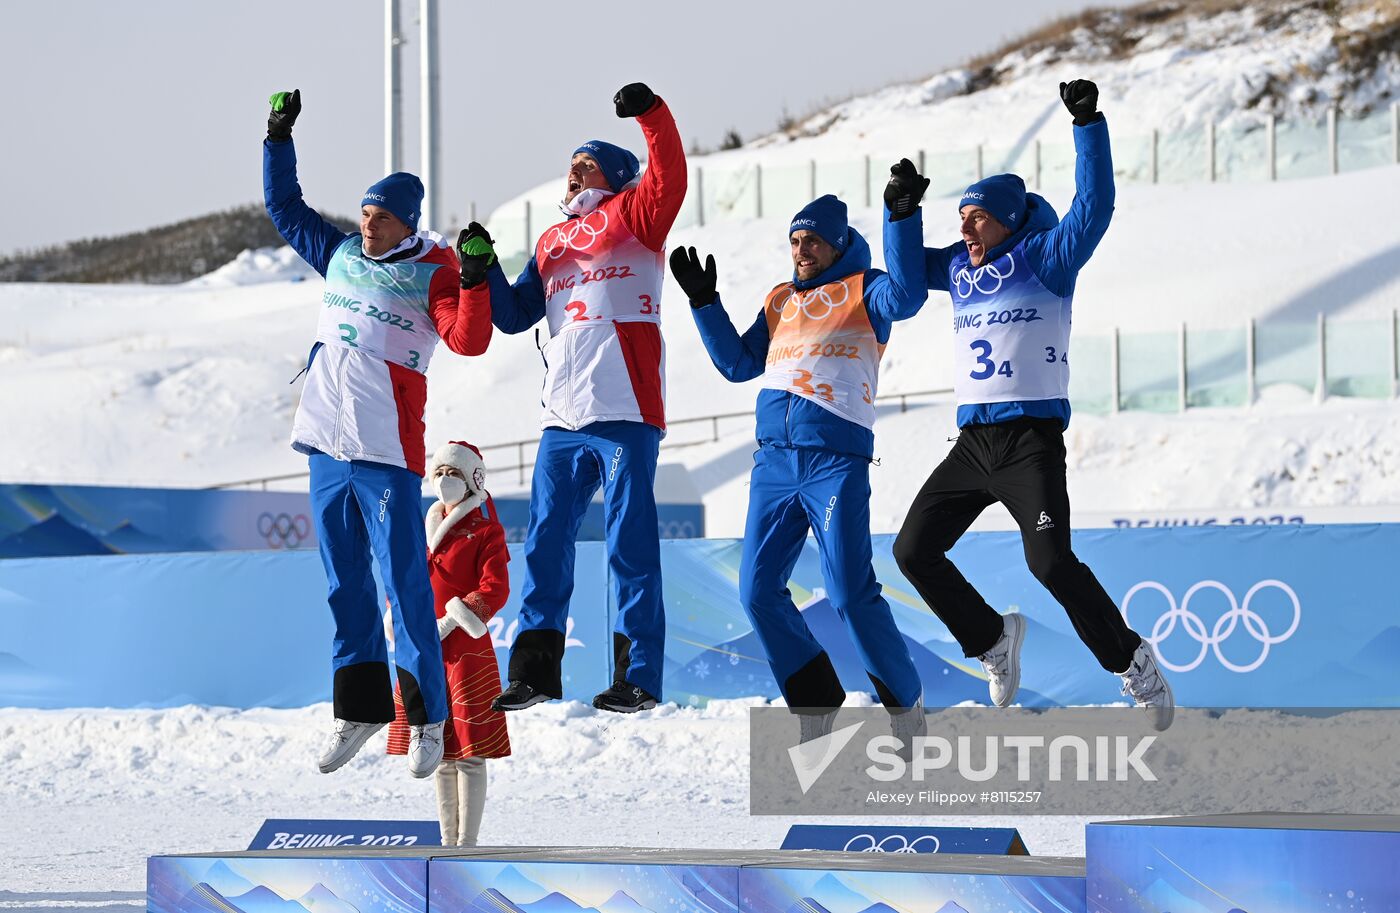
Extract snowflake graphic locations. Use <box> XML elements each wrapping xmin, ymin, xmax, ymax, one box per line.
<box><xmin>694</xmin><ymin>660</ymin><xmax>711</xmax><ymax>679</ymax></box>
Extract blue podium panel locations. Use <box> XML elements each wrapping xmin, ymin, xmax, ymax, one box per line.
<box><xmin>1086</xmin><ymin>814</ymin><xmax>1400</xmax><ymax>913</ymax></box>
<box><xmin>739</xmin><ymin>853</ymin><xmax>1085</xmax><ymax>913</ymax></box>
<box><xmin>147</xmin><ymin>850</ymin><xmax>432</xmax><ymax>913</ymax></box>
<box><xmin>429</xmin><ymin>850</ymin><xmax>741</xmax><ymax>913</ymax></box>
<box><xmin>780</xmin><ymin>825</ymin><xmax>1027</xmax><ymax>855</ymax></box>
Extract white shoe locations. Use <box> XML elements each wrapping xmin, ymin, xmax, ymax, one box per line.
<box><xmin>889</xmin><ymin>695</ymin><xmax>927</xmax><ymax>763</ymax></box>
<box><xmin>317</xmin><ymin>719</ymin><xmax>386</xmax><ymax>774</ymax></box>
<box><xmin>1119</xmin><ymin>643</ymin><xmax>1175</xmax><ymax>731</ymax></box>
<box><xmin>976</xmin><ymin>613</ymin><xmax>1026</xmax><ymax>707</ymax></box>
<box><xmin>408</xmin><ymin>721</ymin><xmax>446</xmax><ymax>778</ymax></box>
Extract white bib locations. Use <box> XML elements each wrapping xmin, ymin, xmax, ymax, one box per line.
<box><xmin>535</xmin><ymin>203</ymin><xmax>665</xmax><ymax>337</ymax></box>
<box><xmin>948</xmin><ymin>247</ymin><xmax>1072</xmax><ymax>405</ymax></box>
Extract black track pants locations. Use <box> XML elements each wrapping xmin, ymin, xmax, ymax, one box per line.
<box><xmin>892</xmin><ymin>418</ymin><xmax>1141</xmax><ymax>673</ymax></box>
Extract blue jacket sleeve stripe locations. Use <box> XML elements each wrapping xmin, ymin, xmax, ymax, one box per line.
<box><xmin>486</xmin><ymin>256</ymin><xmax>547</xmax><ymax>335</ymax></box>
<box><xmin>1026</xmin><ymin>117</ymin><xmax>1116</xmax><ymax>296</ymax></box>
<box><xmin>262</xmin><ymin>140</ymin><xmax>350</xmax><ymax>278</ymax></box>
<box><xmin>692</xmin><ymin>295</ymin><xmax>770</xmax><ymax>383</ymax></box>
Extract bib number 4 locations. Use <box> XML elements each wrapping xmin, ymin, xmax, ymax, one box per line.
<box><xmin>969</xmin><ymin>339</ymin><xmax>1014</xmax><ymax>380</ymax></box>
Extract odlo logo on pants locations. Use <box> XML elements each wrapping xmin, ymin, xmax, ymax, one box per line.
<box><xmin>823</xmin><ymin>496</ymin><xmax>838</xmax><ymax>531</ymax></box>
<box><xmin>379</xmin><ymin>489</ymin><xmax>391</xmax><ymax>522</ymax></box>
<box><xmin>609</xmin><ymin>447</ymin><xmax>623</xmax><ymax>481</ymax></box>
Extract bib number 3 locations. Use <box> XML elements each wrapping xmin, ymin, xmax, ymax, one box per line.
<box><xmin>969</xmin><ymin>339</ymin><xmax>1013</xmax><ymax>380</ymax></box>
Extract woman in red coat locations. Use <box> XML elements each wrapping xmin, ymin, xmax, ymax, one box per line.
<box><xmin>388</xmin><ymin>440</ymin><xmax>510</xmax><ymax>846</ymax></box>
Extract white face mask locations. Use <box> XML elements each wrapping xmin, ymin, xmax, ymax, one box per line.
<box><xmin>435</xmin><ymin>475</ymin><xmax>467</xmax><ymax>506</ymax></box>
<box><xmin>558</xmin><ymin>187</ymin><xmax>614</xmax><ymax>218</ymax></box>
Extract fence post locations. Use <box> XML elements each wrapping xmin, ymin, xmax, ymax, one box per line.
<box><xmin>863</xmin><ymin>155</ymin><xmax>872</xmax><ymax>208</ymax></box>
<box><xmin>1151</xmin><ymin>129</ymin><xmax>1159</xmax><ymax>184</ymax></box>
<box><xmin>1111</xmin><ymin>327</ymin><xmax>1121</xmax><ymax>414</ymax></box>
<box><xmin>809</xmin><ymin>159</ymin><xmax>817</xmax><ymax>200</ymax></box>
<box><xmin>1393</xmin><ymin>102</ymin><xmax>1399</xmax><ymax>165</ymax></box>
<box><xmin>1392</xmin><ymin>309</ymin><xmax>1398</xmax><ymax>399</ymax></box>
<box><xmin>1316</xmin><ymin>312</ymin><xmax>1327</xmax><ymax>402</ymax></box>
<box><xmin>917</xmin><ymin>149</ymin><xmax>926</xmax><ymax>178</ymax></box>
<box><xmin>517</xmin><ymin>441</ymin><xmax>526</xmax><ymax>486</ymax></box>
<box><xmin>1245</xmin><ymin>317</ymin><xmax>1256</xmax><ymax>405</ymax></box>
<box><xmin>1328</xmin><ymin>107</ymin><xmax>1339</xmax><ymax>175</ymax></box>
<box><xmin>524</xmin><ymin>201</ymin><xmax>532</xmax><ymax>250</ymax></box>
<box><xmin>1178</xmin><ymin>321</ymin><xmax>1188</xmax><ymax>413</ymax></box>
<box><xmin>1207</xmin><ymin>120</ymin><xmax>1216</xmax><ymax>182</ymax></box>
<box><xmin>712</xmin><ymin>415</ymin><xmax>719</xmax><ymax>442</ymax></box>
<box><xmin>755</xmin><ymin>163</ymin><xmax>763</xmax><ymax>219</ymax></box>
<box><xmin>976</xmin><ymin>144</ymin><xmax>984</xmax><ymax>181</ymax></box>
<box><xmin>1266</xmin><ymin>114</ymin><xmax>1277</xmax><ymax>181</ymax></box>
<box><xmin>469</xmin><ymin>200</ymin><xmax>477</xmax><ymax>222</ymax></box>
<box><xmin>695</xmin><ymin>167</ymin><xmax>705</xmax><ymax>227</ymax></box>
<box><xmin>1033</xmin><ymin>139</ymin><xmax>1042</xmax><ymax>190</ymax></box>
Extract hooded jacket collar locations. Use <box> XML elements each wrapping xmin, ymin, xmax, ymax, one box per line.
<box><xmin>980</xmin><ymin>192</ymin><xmax>1060</xmax><ymax>264</ymax></box>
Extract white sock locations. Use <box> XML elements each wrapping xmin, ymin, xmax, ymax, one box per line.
<box><xmin>434</xmin><ymin>761</ymin><xmax>459</xmax><ymax>845</ymax></box>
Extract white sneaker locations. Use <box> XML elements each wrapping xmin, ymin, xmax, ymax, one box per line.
<box><xmin>1119</xmin><ymin>643</ymin><xmax>1175</xmax><ymax>731</ymax></box>
<box><xmin>889</xmin><ymin>695</ymin><xmax>927</xmax><ymax>763</ymax></box>
<box><xmin>407</xmin><ymin>721</ymin><xmax>446</xmax><ymax>778</ymax></box>
<box><xmin>976</xmin><ymin>613</ymin><xmax>1026</xmax><ymax>707</ymax></box>
<box><xmin>317</xmin><ymin>719</ymin><xmax>386</xmax><ymax>774</ymax></box>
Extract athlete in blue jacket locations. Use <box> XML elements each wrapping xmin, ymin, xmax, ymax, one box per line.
<box><xmin>672</xmin><ymin>172</ymin><xmax>933</xmax><ymax>748</ymax></box>
<box><xmin>894</xmin><ymin>80</ymin><xmax>1173</xmax><ymax>729</ymax></box>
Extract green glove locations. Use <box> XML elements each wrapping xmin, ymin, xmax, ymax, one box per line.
<box><xmin>457</xmin><ymin>223</ymin><xmax>497</xmax><ymax>289</ymax></box>
<box><xmin>267</xmin><ymin>89</ymin><xmax>301</xmax><ymax>142</ymax></box>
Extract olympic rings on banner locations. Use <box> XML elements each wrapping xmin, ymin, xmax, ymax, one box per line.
<box><xmin>1120</xmin><ymin>579</ymin><xmax>1301</xmax><ymax>673</ymax></box>
<box><xmin>258</xmin><ymin>512</ymin><xmax>312</xmax><ymax>549</ymax></box>
<box><xmin>841</xmin><ymin>834</ymin><xmax>941</xmax><ymax>854</ymax></box>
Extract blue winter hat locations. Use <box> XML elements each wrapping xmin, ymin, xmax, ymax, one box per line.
<box><xmin>361</xmin><ymin>172</ymin><xmax>424</xmax><ymax>231</ymax></box>
<box><xmin>789</xmin><ymin>194</ymin><xmax>849</xmax><ymax>254</ymax></box>
<box><xmin>960</xmin><ymin>173</ymin><xmax>1027</xmax><ymax>230</ymax></box>
<box><xmin>574</xmin><ymin>140</ymin><xmax>641</xmax><ymax>192</ymax></box>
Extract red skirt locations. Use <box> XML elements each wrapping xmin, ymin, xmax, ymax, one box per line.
<box><xmin>387</xmin><ymin>636</ymin><xmax>511</xmax><ymax>760</ymax></box>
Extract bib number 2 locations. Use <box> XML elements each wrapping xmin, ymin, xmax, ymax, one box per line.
<box><xmin>969</xmin><ymin>339</ymin><xmax>1013</xmax><ymax>380</ymax></box>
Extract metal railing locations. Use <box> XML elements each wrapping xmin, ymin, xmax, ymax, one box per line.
<box><xmin>209</xmin><ymin>386</ymin><xmax>955</xmax><ymax>491</ymax></box>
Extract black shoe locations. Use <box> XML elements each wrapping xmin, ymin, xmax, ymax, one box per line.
<box><xmin>592</xmin><ymin>681</ymin><xmax>658</xmax><ymax>713</ymax></box>
<box><xmin>492</xmin><ymin>681</ymin><xmax>552</xmax><ymax>712</ymax></box>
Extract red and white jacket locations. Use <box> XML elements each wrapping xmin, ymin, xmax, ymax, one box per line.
<box><xmin>488</xmin><ymin>100</ymin><xmax>687</xmax><ymax>433</ymax></box>
<box><xmin>291</xmin><ymin>232</ymin><xmax>492</xmax><ymax>476</ymax></box>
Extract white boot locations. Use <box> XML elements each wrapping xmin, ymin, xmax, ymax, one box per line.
<box><xmin>456</xmin><ymin>758</ymin><xmax>487</xmax><ymax>847</ymax></box>
<box><xmin>976</xmin><ymin>613</ymin><xmax>1026</xmax><ymax>708</ymax></box>
<box><xmin>889</xmin><ymin>694</ymin><xmax>927</xmax><ymax>763</ymax></box>
<box><xmin>1119</xmin><ymin>643</ymin><xmax>1175</xmax><ymax>731</ymax></box>
<box><xmin>407</xmin><ymin>721</ymin><xmax>445</xmax><ymax>778</ymax></box>
<box><xmin>434</xmin><ymin>761</ymin><xmax>460</xmax><ymax>846</ymax></box>
<box><xmin>317</xmin><ymin>719</ymin><xmax>386</xmax><ymax>774</ymax></box>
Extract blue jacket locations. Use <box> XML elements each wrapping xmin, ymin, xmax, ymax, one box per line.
<box><xmin>263</xmin><ymin>139</ymin><xmax>352</xmax><ymax>276</ymax></box>
<box><xmin>925</xmin><ymin>117</ymin><xmax>1116</xmax><ymax>428</ymax></box>
<box><xmin>691</xmin><ymin>206</ymin><xmax>927</xmax><ymax>460</ymax></box>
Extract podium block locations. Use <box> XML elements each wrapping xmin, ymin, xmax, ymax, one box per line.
<box><xmin>1086</xmin><ymin>813</ymin><xmax>1400</xmax><ymax>912</ymax></box>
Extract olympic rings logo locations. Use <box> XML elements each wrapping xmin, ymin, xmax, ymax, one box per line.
<box><xmin>657</xmin><ymin>520</ymin><xmax>698</xmax><ymax>539</ymax></box>
<box><xmin>344</xmin><ymin>255</ymin><xmax>418</xmax><ymax>289</ymax></box>
<box><xmin>1120</xmin><ymin>579</ymin><xmax>1301</xmax><ymax>673</ymax></box>
<box><xmin>841</xmin><ymin>834</ymin><xmax>941</xmax><ymax>854</ymax></box>
<box><xmin>775</xmin><ymin>282</ymin><xmax>850</xmax><ymax>322</ymax></box>
<box><xmin>541</xmin><ymin>210</ymin><xmax>609</xmax><ymax>259</ymax></box>
<box><xmin>953</xmin><ymin>254</ymin><xmax>1016</xmax><ymax>299</ymax></box>
<box><xmin>258</xmin><ymin>512</ymin><xmax>312</xmax><ymax>549</ymax></box>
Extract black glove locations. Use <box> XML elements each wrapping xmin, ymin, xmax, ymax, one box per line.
<box><xmin>614</xmin><ymin>82</ymin><xmax>657</xmax><ymax>118</ymax></box>
<box><xmin>883</xmin><ymin>158</ymin><xmax>931</xmax><ymax>222</ymax></box>
<box><xmin>668</xmin><ymin>246</ymin><xmax>718</xmax><ymax>309</ymax></box>
<box><xmin>1059</xmin><ymin>79</ymin><xmax>1101</xmax><ymax>126</ymax></box>
<box><xmin>456</xmin><ymin>222</ymin><xmax>497</xmax><ymax>289</ymax></box>
<box><xmin>267</xmin><ymin>89</ymin><xmax>301</xmax><ymax>142</ymax></box>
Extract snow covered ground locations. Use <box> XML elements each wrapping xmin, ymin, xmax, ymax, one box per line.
<box><xmin>0</xmin><ymin>700</ymin><xmax>1103</xmax><ymax>900</ymax></box>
